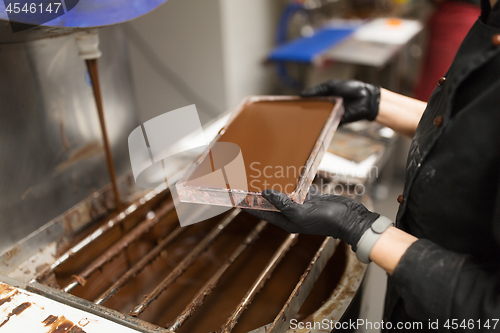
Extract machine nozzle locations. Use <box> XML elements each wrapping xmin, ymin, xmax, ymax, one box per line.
<box><xmin>75</xmin><ymin>29</ymin><xmax>102</xmax><ymax>60</ymax></box>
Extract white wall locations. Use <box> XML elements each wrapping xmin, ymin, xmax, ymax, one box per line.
<box><xmin>127</xmin><ymin>0</ymin><xmax>227</xmax><ymax>124</ymax></box>
<box><xmin>219</xmin><ymin>0</ymin><xmax>278</xmax><ymax>109</ymax></box>
<box><xmin>126</xmin><ymin>0</ymin><xmax>280</xmax><ymax>124</ymax></box>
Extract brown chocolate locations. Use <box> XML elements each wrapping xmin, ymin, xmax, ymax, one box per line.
<box><xmin>86</xmin><ymin>59</ymin><xmax>121</xmax><ymax>210</ymax></box>
<box><xmin>0</xmin><ymin>302</ymin><xmax>31</xmax><ymax>328</ymax></box>
<box><xmin>0</xmin><ymin>296</ymin><xmax>12</xmax><ymax>307</ymax></box>
<box><xmin>42</xmin><ymin>315</ymin><xmax>58</xmax><ymax>326</ymax></box>
<box><xmin>42</xmin><ymin>315</ymin><xmax>85</xmax><ymax>333</ymax></box>
<box><xmin>49</xmin><ymin>205</ymin><xmax>346</xmax><ymax>333</ymax></box>
<box><xmin>189</xmin><ymin>99</ymin><xmax>335</xmax><ymax>194</ymax></box>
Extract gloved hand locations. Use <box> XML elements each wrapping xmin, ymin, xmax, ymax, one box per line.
<box><xmin>248</xmin><ymin>188</ymin><xmax>380</xmax><ymax>251</ymax></box>
<box><xmin>301</xmin><ymin>79</ymin><xmax>381</xmax><ymax>125</ymax></box>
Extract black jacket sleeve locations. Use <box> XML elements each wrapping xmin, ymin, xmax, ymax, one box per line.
<box><xmin>392</xmin><ymin>177</ymin><xmax>500</xmax><ymax>331</ymax></box>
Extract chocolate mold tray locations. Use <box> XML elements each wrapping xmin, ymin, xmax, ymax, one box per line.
<box><xmin>176</xmin><ymin>96</ymin><xmax>343</xmax><ymax>211</ymax></box>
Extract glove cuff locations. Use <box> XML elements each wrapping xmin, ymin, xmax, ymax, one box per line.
<box><xmin>367</xmin><ymin>85</ymin><xmax>381</xmax><ymax>121</ymax></box>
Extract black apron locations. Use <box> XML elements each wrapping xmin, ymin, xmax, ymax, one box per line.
<box><xmin>383</xmin><ymin>1</ymin><xmax>500</xmax><ymax>330</ymax></box>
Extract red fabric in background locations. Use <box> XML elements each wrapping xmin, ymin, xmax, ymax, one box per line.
<box><xmin>414</xmin><ymin>1</ymin><xmax>480</xmax><ymax>101</ymax></box>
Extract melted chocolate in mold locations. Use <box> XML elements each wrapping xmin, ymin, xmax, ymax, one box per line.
<box><xmin>188</xmin><ymin>100</ymin><xmax>335</xmax><ymax>194</ymax></box>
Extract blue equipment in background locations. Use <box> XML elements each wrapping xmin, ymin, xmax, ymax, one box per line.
<box><xmin>0</xmin><ymin>0</ymin><xmax>167</xmax><ymax>28</ymax></box>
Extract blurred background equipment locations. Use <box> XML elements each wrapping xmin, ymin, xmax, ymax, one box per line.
<box><xmin>268</xmin><ymin>0</ymin><xmax>425</xmax><ymax>95</ymax></box>
<box><xmin>0</xmin><ymin>1</ymin><xmax>374</xmax><ymax>332</ymax></box>
<box><xmin>0</xmin><ymin>0</ymin><xmax>480</xmax><ymax>331</ymax></box>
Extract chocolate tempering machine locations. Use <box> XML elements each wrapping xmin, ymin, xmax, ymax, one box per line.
<box><xmin>0</xmin><ymin>2</ymin><xmax>395</xmax><ymax>332</ymax></box>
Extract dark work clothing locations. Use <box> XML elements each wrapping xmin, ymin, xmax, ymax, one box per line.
<box><xmin>384</xmin><ymin>0</ymin><xmax>500</xmax><ymax>331</ymax></box>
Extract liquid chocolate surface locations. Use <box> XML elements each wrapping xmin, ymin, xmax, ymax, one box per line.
<box><xmin>52</xmin><ymin>203</ymin><xmax>346</xmax><ymax>333</ymax></box>
<box><xmin>190</xmin><ymin>99</ymin><xmax>335</xmax><ymax>194</ymax></box>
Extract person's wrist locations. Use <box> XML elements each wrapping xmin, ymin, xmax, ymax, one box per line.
<box><xmin>355</xmin><ymin>216</ymin><xmax>394</xmax><ymax>264</ymax></box>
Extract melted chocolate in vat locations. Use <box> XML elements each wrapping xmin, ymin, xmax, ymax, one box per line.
<box><xmin>55</xmin><ymin>64</ymin><xmax>345</xmax><ymax>332</ymax></box>
<box><xmin>53</xmin><ymin>203</ymin><xmax>346</xmax><ymax>333</ymax></box>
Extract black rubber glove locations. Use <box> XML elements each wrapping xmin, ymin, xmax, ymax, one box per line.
<box><xmin>248</xmin><ymin>188</ymin><xmax>380</xmax><ymax>251</ymax></box>
<box><xmin>301</xmin><ymin>79</ymin><xmax>381</xmax><ymax>125</ymax></box>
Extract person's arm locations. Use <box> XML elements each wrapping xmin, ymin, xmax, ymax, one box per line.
<box><xmin>249</xmin><ymin>187</ymin><xmax>500</xmax><ymax>329</ymax></box>
<box><xmin>376</xmin><ymin>235</ymin><xmax>500</xmax><ymax>329</ymax></box>
<box><xmin>301</xmin><ymin>81</ymin><xmax>427</xmax><ymax>139</ymax></box>
<box><xmin>370</xmin><ymin>166</ymin><xmax>500</xmax><ymax>326</ymax></box>
<box><xmin>376</xmin><ymin>88</ymin><xmax>427</xmax><ymax>139</ymax></box>
<box><xmin>369</xmin><ymin>226</ymin><xmax>417</xmax><ymax>274</ymax></box>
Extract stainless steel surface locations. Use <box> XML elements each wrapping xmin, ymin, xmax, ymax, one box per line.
<box><xmin>130</xmin><ymin>209</ymin><xmax>242</xmax><ymax>317</ymax></box>
<box><xmin>62</xmin><ymin>200</ymin><xmax>176</xmax><ymax>293</ymax></box>
<box><xmin>167</xmin><ymin>220</ymin><xmax>268</xmax><ymax>332</ymax></box>
<box><xmin>0</xmin><ymin>51</ymin><xmax>390</xmax><ymax>332</ymax></box>
<box><xmin>266</xmin><ymin>237</ymin><xmax>339</xmax><ymax>333</ymax></box>
<box><xmin>219</xmin><ymin>233</ymin><xmax>299</xmax><ymax>333</ymax></box>
<box><xmin>0</xmin><ymin>23</ymin><xmax>85</xmax><ymax>44</ymax></box>
<box><xmin>0</xmin><ymin>184</ymin><xmax>367</xmax><ymax>333</ymax></box>
<box><xmin>94</xmin><ymin>224</ymin><xmax>187</xmax><ymax>305</ymax></box>
<box><xmin>0</xmin><ymin>26</ymin><xmax>139</xmax><ymax>254</ymax></box>
<box><xmin>25</xmin><ymin>281</ymin><xmax>168</xmax><ymax>333</ymax></box>
<box><xmin>29</xmin><ymin>186</ymin><xmax>168</xmax><ymax>285</ymax></box>
<box><xmin>248</xmin><ymin>249</ymin><xmax>366</xmax><ymax>333</ymax></box>
<box><xmin>0</xmin><ymin>177</ymin><xmax>135</xmax><ymax>282</ymax></box>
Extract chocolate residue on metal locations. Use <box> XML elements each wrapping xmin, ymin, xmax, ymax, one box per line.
<box><xmin>0</xmin><ymin>296</ymin><xmax>12</xmax><ymax>307</ymax></box>
<box><xmin>0</xmin><ymin>284</ymin><xmax>14</xmax><ymax>295</ymax></box>
<box><xmin>11</xmin><ymin>302</ymin><xmax>30</xmax><ymax>315</ymax></box>
<box><xmin>266</xmin><ymin>237</ymin><xmax>338</xmax><ymax>333</ymax></box>
<box><xmin>60</xmin><ymin>121</ymin><xmax>71</xmax><ymax>153</ymax></box>
<box><xmin>3</xmin><ymin>246</ymin><xmax>20</xmax><ymax>263</ymax></box>
<box><xmin>34</xmin><ymin>188</ymin><xmax>169</xmax><ymax>284</ymax></box>
<box><xmin>20</xmin><ymin>186</ymin><xmax>33</xmax><ymax>200</ymax></box>
<box><xmin>0</xmin><ymin>302</ymin><xmax>31</xmax><ymax>327</ymax></box>
<box><xmin>130</xmin><ymin>209</ymin><xmax>241</xmax><ymax>317</ymax></box>
<box><xmin>67</xmin><ymin>326</ymin><xmax>86</xmax><ymax>333</ymax></box>
<box><xmin>167</xmin><ymin>220</ymin><xmax>268</xmax><ymax>332</ymax></box>
<box><xmin>94</xmin><ymin>224</ymin><xmax>187</xmax><ymax>305</ymax></box>
<box><xmin>78</xmin><ymin>318</ymin><xmax>90</xmax><ymax>327</ymax></box>
<box><xmin>33</xmin><ymin>191</ymin><xmax>353</xmax><ymax>333</ymax></box>
<box><xmin>36</xmin><ymin>263</ymin><xmax>50</xmax><ymax>273</ymax></box>
<box><xmin>71</xmin><ymin>275</ymin><xmax>87</xmax><ymax>287</ymax></box>
<box><xmin>43</xmin><ymin>315</ymin><xmax>86</xmax><ymax>333</ymax></box>
<box><xmin>218</xmin><ymin>233</ymin><xmax>299</xmax><ymax>333</ymax></box>
<box><xmin>55</xmin><ymin>142</ymin><xmax>103</xmax><ymax>174</ymax></box>
<box><xmin>52</xmin><ymin>321</ymin><xmax>74</xmax><ymax>333</ymax></box>
<box><xmin>42</xmin><ymin>315</ymin><xmax>58</xmax><ymax>325</ymax></box>
<box><xmin>63</xmin><ymin>201</ymin><xmax>175</xmax><ymax>293</ymax></box>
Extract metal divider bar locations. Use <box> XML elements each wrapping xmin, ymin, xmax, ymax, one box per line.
<box><xmin>167</xmin><ymin>220</ymin><xmax>268</xmax><ymax>332</ymax></box>
<box><xmin>63</xmin><ymin>200</ymin><xmax>175</xmax><ymax>293</ymax></box>
<box><xmin>266</xmin><ymin>237</ymin><xmax>339</xmax><ymax>333</ymax></box>
<box><xmin>129</xmin><ymin>209</ymin><xmax>242</xmax><ymax>317</ymax></box>
<box><xmin>218</xmin><ymin>233</ymin><xmax>299</xmax><ymax>333</ymax></box>
<box><xmin>34</xmin><ymin>187</ymin><xmax>168</xmax><ymax>284</ymax></box>
<box><xmin>94</xmin><ymin>224</ymin><xmax>187</xmax><ymax>305</ymax></box>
